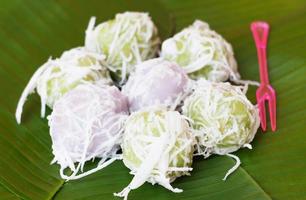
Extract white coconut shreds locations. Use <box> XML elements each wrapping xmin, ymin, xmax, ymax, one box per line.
<box><xmin>182</xmin><ymin>79</ymin><xmax>260</xmax><ymax>180</ymax></box>
<box><xmin>122</xmin><ymin>58</ymin><xmax>191</xmax><ymax>112</ymax></box>
<box><xmin>15</xmin><ymin>47</ymin><xmax>112</xmax><ymax>124</ymax></box>
<box><xmin>161</xmin><ymin>20</ymin><xmax>239</xmax><ymax>82</ymax></box>
<box><xmin>85</xmin><ymin>12</ymin><xmax>160</xmax><ymax>83</ymax></box>
<box><xmin>114</xmin><ymin>107</ymin><xmax>195</xmax><ymax>200</ymax></box>
<box><xmin>161</xmin><ymin>20</ymin><xmax>261</xmax><ymax>87</ymax></box>
<box><xmin>48</xmin><ymin>83</ymin><xmax>128</xmax><ymax>180</ymax></box>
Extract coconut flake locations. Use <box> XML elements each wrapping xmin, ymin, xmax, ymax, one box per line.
<box><xmin>15</xmin><ymin>58</ymin><xmax>52</xmax><ymax>124</ymax></box>
<box><xmin>85</xmin><ymin>12</ymin><xmax>160</xmax><ymax>83</ymax></box>
<box><xmin>222</xmin><ymin>153</ymin><xmax>241</xmax><ymax>180</ymax></box>
<box><xmin>115</xmin><ymin>108</ymin><xmax>194</xmax><ymax>200</ymax></box>
<box><xmin>15</xmin><ymin>47</ymin><xmax>111</xmax><ymax>123</ymax></box>
<box><xmin>48</xmin><ymin>83</ymin><xmax>128</xmax><ymax>180</ymax></box>
<box><xmin>183</xmin><ymin>79</ymin><xmax>260</xmax><ymax>179</ymax></box>
<box><xmin>161</xmin><ymin>20</ymin><xmax>240</xmax><ymax>82</ymax></box>
<box><xmin>122</xmin><ymin>58</ymin><xmax>190</xmax><ymax>112</ymax></box>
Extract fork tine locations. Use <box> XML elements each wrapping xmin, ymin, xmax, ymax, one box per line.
<box><xmin>268</xmin><ymin>93</ymin><xmax>277</xmax><ymax>132</ymax></box>
<box><xmin>257</xmin><ymin>99</ymin><xmax>267</xmax><ymax>131</ymax></box>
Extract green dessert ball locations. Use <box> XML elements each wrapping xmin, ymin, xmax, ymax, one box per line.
<box><xmin>115</xmin><ymin>107</ymin><xmax>195</xmax><ymax>199</ymax></box>
<box><xmin>182</xmin><ymin>80</ymin><xmax>260</xmax><ymax>156</ymax></box>
<box><xmin>16</xmin><ymin>47</ymin><xmax>112</xmax><ymax>123</ymax></box>
<box><xmin>85</xmin><ymin>12</ymin><xmax>160</xmax><ymax>82</ymax></box>
<box><xmin>161</xmin><ymin>20</ymin><xmax>240</xmax><ymax>82</ymax></box>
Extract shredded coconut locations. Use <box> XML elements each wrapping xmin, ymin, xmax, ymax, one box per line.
<box><xmin>183</xmin><ymin>79</ymin><xmax>260</xmax><ymax>179</ymax></box>
<box><xmin>161</xmin><ymin>20</ymin><xmax>240</xmax><ymax>82</ymax></box>
<box><xmin>48</xmin><ymin>83</ymin><xmax>128</xmax><ymax>180</ymax></box>
<box><xmin>223</xmin><ymin>153</ymin><xmax>241</xmax><ymax>180</ymax></box>
<box><xmin>115</xmin><ymin>108</ymin><xmax>195</xmax><ymax>200</ymax></box>
<box><xmin>122</xmin><ymin>58</ymin><xmax>190</xmax><ymax>112</ymax></box>
<box><xmin>15</xmin><ymin>47</ymin><xmax>112</xmax><ymax>124</ymax></box>
<box><xmin>85</xmin><ymin>12</ymin><xmax>160</xmax><ymax>83</ymax></box>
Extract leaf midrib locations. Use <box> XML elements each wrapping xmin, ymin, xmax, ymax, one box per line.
<box><xmin>231</xmin><ymin>159</ymin><xmax>272</xmax><ymax>200</ymax></box>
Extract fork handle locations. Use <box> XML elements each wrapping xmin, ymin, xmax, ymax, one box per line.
<box><xmin>251</xmin><ymin>21</ymin><xmax>270</xmax><ymax>85</ymax></box>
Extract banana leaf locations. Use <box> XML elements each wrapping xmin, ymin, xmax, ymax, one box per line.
<box><xmin>0</xmin><ymin>0</ymin><xmax>305</xmax><ymax>199</ymax></box>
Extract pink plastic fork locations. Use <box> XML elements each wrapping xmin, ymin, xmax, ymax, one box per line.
<box><xmin>251</xmin><ymin>21</ymin><xmax>277</xmax><ymax>132</ymax></box>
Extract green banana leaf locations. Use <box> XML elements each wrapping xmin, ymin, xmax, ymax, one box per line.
<box><xmin>0</xmin><ymin>0</ymin><xmax>305</xmax><ymax>199</ymax></box>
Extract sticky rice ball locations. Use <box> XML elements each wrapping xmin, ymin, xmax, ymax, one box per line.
<box><xmin>48</xmin><ymin>83</ymin><xmax>128</xmax><ymax>180</ymax></box>
<box><xmin>182</xmin><ymin>80</ymin><xmax>260</xmax><ymax>179</ymax></box>
<box><xmin>85</xmin><ymin>12</ymin><xmax>160</xmax><ymax>82</ymax></box>
<box><xmin>161</xmin><ymin>20</ymin><xmax>239</xmax><ymax>82</ymax></box>
<box><xmin>115</xmin><ymin>107</ymin><xmax>195</xmax><ymax>199</ymax></box>
<box><xmin>183</xmin><ymin>80</ymin><xmax>260</xmax><ymax>156</ymax></box>
<box><xmin>16</xmin><ymin>47</ymin><xmax>112</xmax><ymax>123</ymax></box>
<box><xmin>122</xmin><ymin>58</ymin><xmax>189</xmax><ymax>112</ymax></box>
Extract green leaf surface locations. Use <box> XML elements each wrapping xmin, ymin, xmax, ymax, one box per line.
<box><xmin>54</xmin><ymin>157</ymin><xmax>270</xmax><ymax>200</ymax></box>
<box><xmin>0</xmin><ymin>0</ymin><xmax>305</xmax><ymax>200</ymax></box>
<box><xmin>0</xmin><ymin>184</ymin><xmax>19</xmax><ymax>200</ymax></box>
